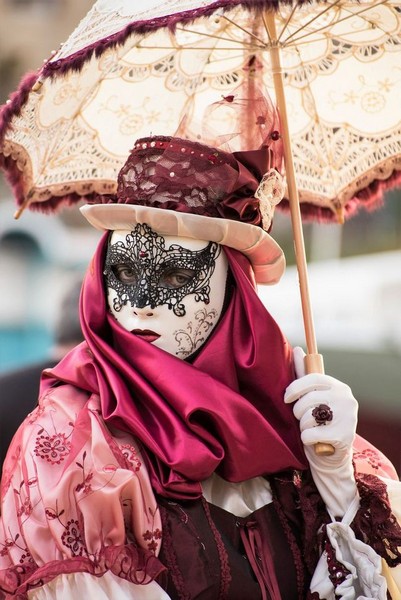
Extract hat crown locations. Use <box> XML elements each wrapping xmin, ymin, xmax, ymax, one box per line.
<box><xmin>117</xmin><ymin>136</ymin><xmax>240</xmax><ymax>220</ymax></box>
<box><xmin>108</xmin><ymin>134</ymin><xmax>283</xmax><ymax>232</ymax></box>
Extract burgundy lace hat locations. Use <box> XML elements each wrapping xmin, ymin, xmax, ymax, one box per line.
<box><xmin>80</xmin><ymin>135</ymin><xmax>286</xmax><ymax>284</ymax></box>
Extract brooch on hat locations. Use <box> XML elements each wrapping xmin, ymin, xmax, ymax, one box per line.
<box><xmin>254</xmin><ymin>169</ymin><xmax>286</xmax><ymax>231</ymax></box>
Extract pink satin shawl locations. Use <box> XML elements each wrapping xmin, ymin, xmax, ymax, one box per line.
<box><xmin>43</xmin><ymin>234</ymin><xmax>307</xmax><ymax>498</ymax></box>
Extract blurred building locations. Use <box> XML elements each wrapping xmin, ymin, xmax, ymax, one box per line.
<box><xmin>0</xmin><ymin>203</ymin><xmax>100</xmax><ymax>371</ymax></box>
<box><xmin>0</xmin><ymin>0</ymin><xmax>96</xmax><ymax>369</ymax></box>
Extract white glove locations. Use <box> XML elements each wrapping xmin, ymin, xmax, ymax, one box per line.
<box><xmin>284</xmin><ymin>347</ymin><xmax>359</xmax><ymax>518</ymax></box>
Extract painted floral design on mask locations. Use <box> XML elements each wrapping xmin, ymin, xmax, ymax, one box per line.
<box><xmin>174</xmin><ymin>307</ymin><xmax>219</xmax><ymax>358</ymax></box>
<box><xmin>104</xmin><ymin>224</ymin><xmax>221</xmax><ymax>317</ymax></box>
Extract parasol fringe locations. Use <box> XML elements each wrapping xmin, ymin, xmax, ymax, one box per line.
<box><xmin>0</xmin><ymin>153</ymin><xmax>29</xmax><ymax>212</ymax></box>
<box><xmin>0</xmin><ymin>72</ymin><xmax>40</xmax><ymax>212</ymax></box>
<box><xmin>41</xmin><ymin>0</ymin><xmax>313</xmax><ymax>79</ymax></box>
<box><xmin>0</xmin><ymin>68</ymin><xmax>106</xmax><ymax>215</ymax></box>
<box><xmin>276</xmin><ymin>168</ymin><xmax>401</xmax><ymax>224</ymax></box>
<box><xmin>0</xmin><ymin>149</ymin><xmax>99</xmax><ymax>216</ymax></box>
<box><xmin>0</xmin><ymin>71</ymin><xmax>39</xmax><ymax>145</ymax></box>
<box><xmin>354</xmin><ymin>170</ymin><xmax>401</xmax><ymax>210</ymax></box>
<box><xmin>13</xmin><ymin>191</ymin><xmax>99</xmax><ymax>216</ymax></box>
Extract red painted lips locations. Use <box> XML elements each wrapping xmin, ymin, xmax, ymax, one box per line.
<box><xmin>131</xmin><ymin>329</ymin><xmax>160</xmax><ymax>342</ymax></box>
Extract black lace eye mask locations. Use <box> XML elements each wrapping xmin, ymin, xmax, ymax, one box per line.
<box><xmin>104</xmin><ymin>224</ymin><xmax>221</xmax><ymax>317</ymax></box>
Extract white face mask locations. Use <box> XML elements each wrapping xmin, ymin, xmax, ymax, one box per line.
<box><xmin>104</xmin><ymin>225</ymin><xmax>228</xmax><ymax>359</ymax></box>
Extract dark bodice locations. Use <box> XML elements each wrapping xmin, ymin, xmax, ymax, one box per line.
<box><xmin>157</xmin><ymin>496</ymin><xmax>307</xmax><ymax>600</ymax></box>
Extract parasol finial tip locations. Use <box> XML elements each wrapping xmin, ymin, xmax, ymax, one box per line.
<box><xmin>335</xmin><ymin>205</ymin><xmax>345</xmax><ymax>225</ymax></box>
<box><xmin>14</xmin><ymin>193</ymin><xmax>33</xmax><ymax>220</ymax></box>
<box><xmin>13</xmin><ymin>206</ymin><xmax>25</xmax><ymax>220</ymax></box>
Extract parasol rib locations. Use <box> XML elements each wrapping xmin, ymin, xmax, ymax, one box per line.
<box><xmin>282</xmin><ymin>0</ymin><xmax>343</xmax><ymax>44</ymax></box>
<box><xmin>220</xmin><ymin>13</ymin><xmax>267</xmax><ymax>46</ymax></box>
<box><xmin>276</xmin><ymin>3</ymin><xmax>299</xmax><ymax>44</ymax></box>
<box><xmin>175</xmin><ymin>25</ymin><xmax>264</xmax><ymax>48</ymax></box>
<box><xmin>286</xmin><ymin>0</ymin><xmax>390</xmax><ymax>46</ymax></box>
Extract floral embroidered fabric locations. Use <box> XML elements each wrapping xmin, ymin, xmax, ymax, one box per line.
<box><xmin>0</xmin><ymin>383</ymin><xmax>164</xmax><ymax>597</ymax></box>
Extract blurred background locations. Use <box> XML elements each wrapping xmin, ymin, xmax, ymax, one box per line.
<box><xmin>0</xmin><ymin>0</ymin><xmax>400</xmax><ymax>471</ymax></box>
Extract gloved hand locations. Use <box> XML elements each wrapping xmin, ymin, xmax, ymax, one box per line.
<box><xmin>284</xmin><ymin>347</ymin><xmax>359</xmax><ymax>518</ymax></box>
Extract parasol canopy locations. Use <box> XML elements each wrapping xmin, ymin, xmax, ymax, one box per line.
<box><xmin>1</xmin><ymin>0</ymin><xmax>401</xmax><ymax>221</ymax></box>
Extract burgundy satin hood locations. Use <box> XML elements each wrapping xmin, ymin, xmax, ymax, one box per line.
<box><xmin>43</xmin><ymin>233</ymin><xmax>306</xmax><ymax>499</ymax></box>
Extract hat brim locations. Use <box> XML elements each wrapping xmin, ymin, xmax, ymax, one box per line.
<box><xmin>80</xmin><ymin>204</ymin><xmax>285</xmax><ymax>285</ymax></box>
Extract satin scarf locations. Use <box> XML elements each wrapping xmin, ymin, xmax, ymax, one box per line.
<box><xmin>43</xmin><ymin>233</ymin><xmax>306</xmax><ymax>498</ymax></box>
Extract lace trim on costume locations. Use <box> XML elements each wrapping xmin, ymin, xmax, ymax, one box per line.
<box><xmin>323</xmin><ymin>531</ymin><xmax>352</xmax><ymax>588</ymax></box>
<box><xmin>118</xmin><ymin>136</ymin><xmax>238</xmax><ymax>218</ymax></box>
<box><xmin>201</xmin><ymin>497</ymin><xmax>231</xmax><ymax>600</ymax></box>
<box><xmin>294</xmin><ymin>471</ymin><xmax>332</xmax><ymax>576</ymax></box>
<box><xmin>1</xmin><ymin>542</ymin><xmax>165</xmax><ymax>598</ymax></box>
<box><xmin>270</xmin><ymin>472</ymin><xmax>313</xmax><ymax>599</ymax></box>
<box><xmin>158</xmin><ymin>500</ymin><xmax>231</xmax><ymax>600</ymax></box>
<box><xmin>270</xmin><ymin>468</ymin><xmax>401</xmax><ymax>599</ymax></box>
<box><xmin>352</xmin><ymin>472</ymin><xmax>401</xmax><ymax>568</ymax></box>
<box><xmin>158</xmin><ymin>503</ymin><xmax>191</xmax><ymax>600</ymax></box>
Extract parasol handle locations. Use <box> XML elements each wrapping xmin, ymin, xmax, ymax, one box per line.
<box><xmin>264</xmin><ymin>12</ymin><xmax>334</xmax><ymax>457</ymax></box>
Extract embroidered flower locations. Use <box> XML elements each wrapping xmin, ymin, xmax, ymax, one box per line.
<box><xmin>19</xmin><ymin>549</ymin><xmax>34</xmax><ymax>566</ymax></box>
<box><xmin>28</xmin><ymin>404</ymin><xmax>46</xmax><ymax>424</ymax></box>
<box><xmin>61</xmin><ymin>519</ymin><xmax>85</xmax><ymax>556</ymax></box>
<box><xmin>34</xmin><ymin>433</ymin><xmax>71</xmax><ymax>464</ymax></box>
<box><xmin>120</xmin><ymin>444</ymin><xmax>142</xmax><ymax>472</ymax></box>
<box><xmin>293</xmin><ymin>470</ymin><xmax>302</xmax><ymax>488</ymax></box>
<box><xmin>17</xmin><ymin>498</ymin><xmax>33</xmax><ymax>517</ymax></box>
<box><xmin>147</xmin><ymin>540</ymin><xmax>158</xmax><ymax>552</ymax></box>
<box><xmin>354</xmin><ymin>448</ymin><xmax>381</xmax><ymax>471</ymax></box>
<box><xmin>75</xmin><ymin>471</ymin><xmax>94</xmax><ymax>495</ymax></box>
<box><xmin>142</xmin><ymin>528</ymin><xmax>162</xmax><ymax>553</ymax></box>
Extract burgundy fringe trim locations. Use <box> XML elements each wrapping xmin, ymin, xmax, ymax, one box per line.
<box><xmin>0</xmin><ymin>72</ymin><xmax>39</xmax><ymax>142</ymax></box>
<box><xmin>270</xmin><ymin>470</ymin><xmax>329</xmax><ymax>598</ymax></box>
<box><xmin>278</xmin><ymin>168</ymin><xmax>401</xmax><ymax>224</ymax></box>
<box><xmin>0</xmin><ymin>147</ymin><xmax>99</xmax><ymax>212</ymax></box>
<box><xmin>158</xmin><ymin>504</ymin><xmax>191</xmax><ymax>600</ymax></box>
<box><xmin>42</xmin><ymin>1</ymin><xmax>313</xmax><ymax>79</ymax></box>
<box><xmin>0</xmin><ymin>72</ymin><xmax>40</xmax><ymax>208</ymax></box>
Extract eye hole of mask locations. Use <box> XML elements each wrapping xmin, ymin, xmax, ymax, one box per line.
<box><xmin>158</xmin><ymin>267</ymin><xmax>196</xmax><ymax>289</ymax></box>
<box><xmin>111</xmin><ymin>264</ymin><xmax>139</xmax><ymax>285</ymax></box>
<box><xmin>111</xmin><ymin>263</ymin><xmax>196</xmax><ymax>291</ymax></box>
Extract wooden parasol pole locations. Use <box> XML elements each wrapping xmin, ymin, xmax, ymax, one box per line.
<box><xmin>264</xmin><ymin>11</ymin><xmax>334</xmax><ymax>456</ymax></box>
